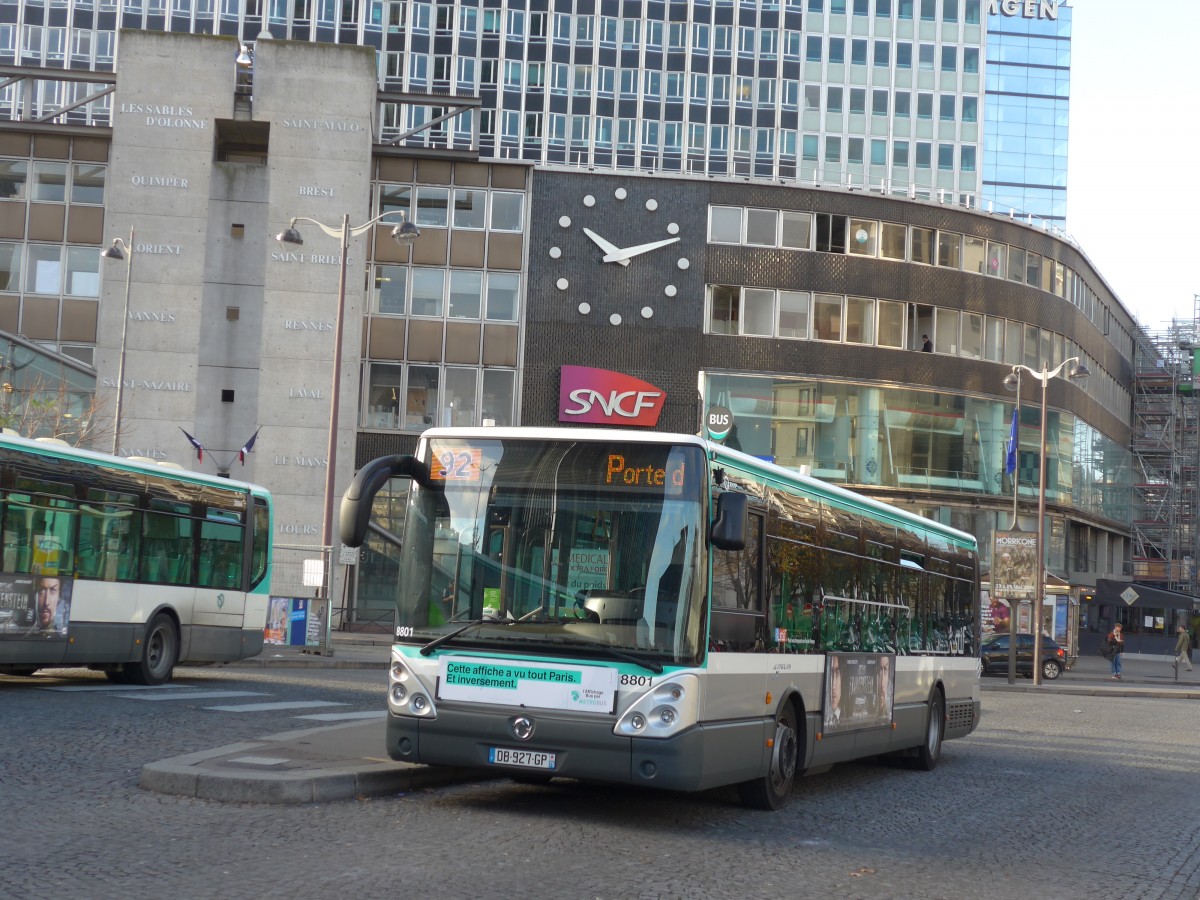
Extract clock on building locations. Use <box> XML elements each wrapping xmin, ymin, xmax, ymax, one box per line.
<box><xmin>548</xmin><ymin>186</ymin><xmax>690</xmax><ymax>325</ymax></box>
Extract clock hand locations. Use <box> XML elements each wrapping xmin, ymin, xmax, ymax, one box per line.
<box><xmin>582</xmin><ymin>228</ymin><xmax>631</xmax><ymax>267</ymax></box>
<box><xmin>602</xmin><ymin>236</ymin><xmax>681</xmax><ymax>263</ymax></box>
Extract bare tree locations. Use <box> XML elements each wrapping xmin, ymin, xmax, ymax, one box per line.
<box><xmin>0</xmin><ymin>374</ymin><xmax>110</xmax><ymax>449</ymax></box>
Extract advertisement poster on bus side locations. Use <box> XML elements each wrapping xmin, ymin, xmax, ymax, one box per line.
<box><xmin>0</xmin><ymin>573</ymin><xmax>72</xmax><ymax>640</ymax></box>
<box><xmin>823</xmin><ymin>653</ymin><xmax>893</xmax><ymax>734</ymax></box>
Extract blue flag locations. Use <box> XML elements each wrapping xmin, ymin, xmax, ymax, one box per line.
<box><xmin>1005</xmin><ymin>408</ymin><xmax>1019</xmax><ymax>475</ymax></box>
<box><xmin>180</xmin><ymin>428</ymin><xmax>205</xmax><ymax>463</ymax></box>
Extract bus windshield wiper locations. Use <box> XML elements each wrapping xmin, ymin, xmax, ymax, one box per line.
<box><xmin>537</xmin><ymin>637</ymin><xmax>664</xmax><ymax>674</ymax></box>
<box><xmin>419</xmin><ymin>616</ymin><xmax>512</xmax><ymax>656</ymax></box>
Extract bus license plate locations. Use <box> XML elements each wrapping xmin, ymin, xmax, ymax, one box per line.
<box><xmin>488</xmin><ymin>747</ymin><xmax>556</xmax><ymax>770</ymax></box>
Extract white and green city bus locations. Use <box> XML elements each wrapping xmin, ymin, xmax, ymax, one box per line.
<box><xmin>0</xmin><ymin>432</ymin><xmax>272</xmax><ymax>684</ymax></box>
<box><xmin>342</xmin><ymin>427</ymin><xmax>980</xmax><ymax>809</ymax></box>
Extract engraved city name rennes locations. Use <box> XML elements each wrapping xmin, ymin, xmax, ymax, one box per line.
<box><xmin>283</xmin><ymin>320</ymin><xmax>335</xmax><ymax>332</ymax></box>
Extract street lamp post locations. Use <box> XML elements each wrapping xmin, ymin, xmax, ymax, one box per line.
<box><xmin>101</xmin><ymin>228</ymin><xmax>135</xmax><ymax>456</ymax></box>
<box><xmin>274</xmin><ymin>211</ymin><xmax>419</xmax><ymax>591</ymax></box>
<box><xmin>1004</xmin><ymin>356</ymin><xmax>1090</xmax><ymax>685</ymax></box>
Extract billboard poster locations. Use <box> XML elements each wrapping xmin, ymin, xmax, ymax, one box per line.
<box><xmin>823</xmin><ymin>653</ymin><xmax>894</xmax><ymax>734</ymax></box>
<box><xmin>992</xmin><ymin>530</ymin><xmax>1037</xmax><ymax>602</ymax></box>
<box><xmin>0</xmin><ymin>573</ymin><xmax>72</xmax><ymax>640</ymax></box>
<box><xmin>264</xmin><ymin>596</ymin><xmax>289</xmax><ymax>645</ymax></box>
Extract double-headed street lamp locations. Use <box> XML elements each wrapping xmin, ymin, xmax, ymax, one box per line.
<box><xmin>274</xmin><ymin>211</ymin><xmax>420</xmax><ymax>577</ymax></box>
<box><xmin>100</xmin><ymin>228</ymin><xmax>135</xmax><ymax>456</ymax></box>
<box><xmin>1003</xmin><ymin>357</ymin><xmax>1090</xmax><ymax>685</ymax></box>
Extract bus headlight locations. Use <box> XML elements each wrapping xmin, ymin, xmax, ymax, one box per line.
<box><xmin>409</xmin><ymin>693</ymin><xmax>432</xmax><ymax>715</ymax></box>
<box><xmin>388</xmin><ymin>651</ymin><xmax>437</xmax><ymax>718</ymax></box>
<box><xmin>390</xmin><ymin>683</ymin><xmax>407</xmax><ymax>704</ymax></box>
<box><xmin>614</xmin><ymin>674</ymin><xmax>699</xmax><ymax>739</ymax></box>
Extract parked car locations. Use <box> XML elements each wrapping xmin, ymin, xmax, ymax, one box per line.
<box><xmin>979</xmin><ymin>633</ymin><xmax>1067</xmax><ymax>680</ymax></box>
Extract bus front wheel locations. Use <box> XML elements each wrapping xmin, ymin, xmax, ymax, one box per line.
<box><xmin>909</xmin><ymin>691</ymin><xmax>945</xmax><ymax>771</ymax></box>
<box><xmin>125</xmin><ymin>613</ymin><xmax>179</xmax><ymax>686</ymax></box>
<box><xmin>737</xmin><ymin>702</ymin><xmax>799</xmax><ymax>811</ymax></box>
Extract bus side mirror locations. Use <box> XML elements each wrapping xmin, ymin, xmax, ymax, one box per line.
<box><xmin>710</xmin><ymin>491</ymin><xmax>747</xmax><ymax>551</ymax></box>
<box><xmin>339</xmin><ymin>454</ymin><xmax>432</xmax><ymax>548</ymax></box>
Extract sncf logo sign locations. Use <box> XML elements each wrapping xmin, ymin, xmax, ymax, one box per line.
<box><xmin>558</xmin><ymin>366</ymin><xmax>666</xmax><ymax>428</ymax></box>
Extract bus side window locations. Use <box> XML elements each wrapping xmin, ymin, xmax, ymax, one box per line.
<box><xmin>710</xmin><ymin>511</ymin><xmax>765</xmax><ymax>652</ymax></box>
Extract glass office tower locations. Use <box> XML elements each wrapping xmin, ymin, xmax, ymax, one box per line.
<box><xmin>982</xmin><ymin>1</ymin><xmax>1072</xmax><ymax>223</ymax></box>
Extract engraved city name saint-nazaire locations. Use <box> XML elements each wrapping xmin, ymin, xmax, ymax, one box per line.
<box><xmin>101</xmin><ymin>378</ymin><xmax>192</xmax><ymax>391</ymax></box>
<box><xmin>119</xmin><ymin>103</ymin><xmax>207</xmax><ymax>128</ymax></box>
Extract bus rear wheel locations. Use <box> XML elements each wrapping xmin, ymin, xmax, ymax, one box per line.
<box><xmin>909</xmin><ymin>691</ymin><xmax>944</xmax><ymax>771</ymax></box>
<box><xmin>124</xmin><ymin>614</ymin><xmax>178</xmax><ymax>686</ymax></box>
<box><xmin>738</xmin><ymin>702</ymin><xmax>798</xmax><ymax>811</ymax></box>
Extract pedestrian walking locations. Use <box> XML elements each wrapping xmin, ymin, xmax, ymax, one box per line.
<box><xmin>1174</xmin><ymin>625</ymin><xmax>1193</xmax><ymax>672</ymax></box>
<box><xmin>1107</xmin><ymin>623</ymin><xmax>1124</xmax><ymax>679</ymax></box>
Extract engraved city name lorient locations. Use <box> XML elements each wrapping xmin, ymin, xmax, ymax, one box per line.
<box><xmin>299</xmin><ymin>187</ymin><xmax>336</xmax><ymax>197</ymax></box>
<box><xmin>119</xmin><ymin>103</ymin><xmax>208</xmax><ymax>129</ymax></box>
<box><xmin>101</xmin><ymin>378</ymin><xmax>192</xmax><ymax>391</ymax></box>
<box><xmin>279</xmin><ymin>118</ymin><xmax>364</xmax><ymax>132</ymax></box>
<box><xmin>132</xmin><ymin>175</ymin><xmax>189</xmax><ymax>189</ymax></box>
<box><xmin>136</xmin><ymin>243</ymin><xmax>183</xmax><ymax>255</ymax></box>
<box><xmin>283</xmin><ymin>320</ymin><xmax>335</xmax><ymax>332</ymax></box>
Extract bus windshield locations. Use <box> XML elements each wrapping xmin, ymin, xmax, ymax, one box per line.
<box><xmin>395</xmin><ymin>437</ymin><xmax>706</xmax><ymax>667</ymax></box>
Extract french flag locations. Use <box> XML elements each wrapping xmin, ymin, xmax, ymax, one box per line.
<box><xmin>180</xmin><ymin>428</ymin><xmax>205</xmax><ymax>462</ymax></box>
<box><xmin>238</xmin><ymin>428</ymin><xmax>260</xmax><ymax>465</ymax></box>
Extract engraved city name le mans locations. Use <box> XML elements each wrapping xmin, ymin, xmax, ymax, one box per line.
<box><xmin>273</xmin><ymin>455</ymin><xmax>329</xmax><ymax>467</ymax></box>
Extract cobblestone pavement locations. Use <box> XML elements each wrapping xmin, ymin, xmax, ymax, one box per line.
<box><xmin>3</xmin><ymin>667</ymin><xmax>1199</xmax><ymax>900</ymax></box>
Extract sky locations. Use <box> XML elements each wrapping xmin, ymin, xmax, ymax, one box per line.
<box><xmin>1066</xmin><ymin>0</ymin><xmax>1200</xmax><ymax>332</ymax></box>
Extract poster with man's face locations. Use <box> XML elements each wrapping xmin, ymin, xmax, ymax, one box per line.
<box><xmin>0</xmin><ymin>573</ymin><xmax>72</xmax><ymax>640</ymax></box>
<box><xmin>823</xmin><ymin>653</ymin><xmax>895</xmax><ymax>734</ymax></box>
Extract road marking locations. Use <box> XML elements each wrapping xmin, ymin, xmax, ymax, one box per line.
<box><xmin>293</xmin><ymin>710</ymin><xmax>387</xmax><ymax>722</ymax></box>
<box><xmin>203</xmin><ymin>700</ymin><xmax>346</xmax><ymax>712</ymax></box>
<box><xmin>116</xmin><ymin>690</ymin><xmax>271</xmax><ymax>701</ymax></box>
<box><xmin>41</xmin><ymin>683</ymin><xmax>200</xmax><ymax>692</ymax></box>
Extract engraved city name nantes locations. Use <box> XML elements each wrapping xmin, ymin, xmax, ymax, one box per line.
<box><xmin>118</xmin><ymin>103</ymin><xmax>208</xmax><ymax>129</ymax></box>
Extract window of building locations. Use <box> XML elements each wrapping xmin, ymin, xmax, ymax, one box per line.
<box><xmin>877</xmin><ymin>299</ymin><xmax>905</xmax><ymax>348</ymax></box>
<box><xmin>872</xmin><ymin>90</ymin><xmax>889</xmax><ymax>116</ymax></box>
<box><xmin>963</xmin><ymin>236</ymin><xmax>985</xmax><ymax>274</ymax></box>
<box><xmin>374</xmin><ymin>265</ymin><xmax>407</xmax><ymax>315</ymax></box>
<box><xmin>940</xmin><ymin>46</ymin><xmax>956</xmax><ymax>72</ymax></box>
<box><xmin>848</xmin><ymin>137</ymin><xmax>864</xmax><ymax>165</ymax></box>
<box><xmin>71</xmin><ymin>164</ymin><xmax>104</xmax><ymax>204</ymax></box>
<box><xmin>0</xmin><ymin>243</ymin><xmax>20</xmax><ymax>291</ymax></box>
<box><xmin>448</xmin><ymin>270</ymin><xmax>482</xmax><ymax>318</ymax></box>
<box><xmin>919</xmin><ymin>43</ymin><xmax>934</xmax><ymax>70</ymax></box>
<box><xmin>824</xmin><ymin>137</ymin><xmax>842</xmax><ymax>163</ymax></box>
<box><xmin>490</xmin><ymin>192</ymin><xmax>524</xmax><ymax>232</ymax></box>
<box><xmin>896</xmin><ymin>42</ymin><xmax>912</xmax><ymax>68</ymax></box>
<box><xmin>851</xmin><ymin>39</ymin><xmax>867</xmax><ymax>65</ymax></box>
<box><xmin>708</xmin><ymin>284</ymin><xmax>740</xmax><ymax>334</ymax></box>
<box><xmin>845</xmin><ymin>296</ymin><xmax>875</xmax><ymax>344</ymax></box>
<box><xmin>30</xmin><ymin>162</ymin><xmax>67</xmax><ymax>203</ymax></box>
<box><xmin>779</xmin><ymin>290</ymin><xmax>811</xmax><ymax>339</ymax></box>
<box><xmin>24</xmin><ymin>245</ymin><xmax>61</xmax><ymax>294</ymax></box>
<box><xmin>827</xmin><ymin>86</ymin><xmax>843</xmax><ymax>112</ymax></box>
<box><xmin>485</xmin><ymin>273</ymin><xmax>519</xmax><ymax>321</ymax></box>
<box><xmin>961</xmin><ymin>312</ymin><xmax>982</xmax><ymax>359</ymax></box>
<box><xmin>813</xmin><ymin>293</ymin><xmax>843</xmax><ymax>341</ymax></box>
<box><xmin>937</xmin><ymin>231</ymin><xmax>961</xmax><ymax>269</ymax></box>
<box><xmin>873</xmin><ymin>41</ymin><xmax>889</xmax><ymax>66</ymax></box>
<box><xmin>743</xmin><ymin>288</ymin><xmax>776</xmax><ymax>336</ymax></box>
<box><xmin>910</xmin><ymin>226</ymin><xmax>933</xmax><ymax>264</ymax></box>
<box><xmin>984</xmin><ymin>317</ymin><xmax>1005</xmax><ymax>362</ymax></box>
<box><xmin>872</xmin><ymin>139</ymin><xmax>888</xmax><ymax>166</ymax></box>
<box><xmin>481</xmin><ymin>370</ymin><xmax>516</xmax><ymax>427</ymax></box>
<box><xmin>915</xmin><ymin>142</ymin><xmax>931</xmax><ymax>168</ymax></box>
<box><xmin>414</xmin><ymin>186</ymin><xmax>448</xmax><ymax>226</ymax></box>
<box><xmin>939</xmin><ymin>95</ymin><xmax>955</xmax><ymax>121</ymax></box>
<box><xmin>849</xmin><ymin>88</ymin><xmax>866</xmax><ymax>114</ymax></box>
<box><xmin>892</xmin><ymin>140</ymin><xmax>909</xmax><ymax>166</ymax></box>
<box><xmin>849</xmin><ymin>220</ymin><xmax>877</xmax><ymax>256</ymax></box>
<box><xmin>405</xmin><ymin>365</ymin><xmax>440</xmax><ymax>429</ymax></box>
<box><xmin>935</xmin><ymin>308</ymin><xmax>959</xmax><ymax>354</ymax></box>
<box><xmin>710</xmin><ymin>206</ymin><xmax>742</xmax><ymax>244</ymax></box>
<box><xmin>1008</xmin><ymin>247</ymin><xmax>1026</xmax><ymax>284</ymax></box>
<box><xmin>828</xmin><ymin>37</ymin><xmax>845</xmax><ymax>64</ymax></box>
<box><xmin>452</xmin><ymin>189</ymin><xmax>486</xmax><ymax>229</ymax></box>
<box><xmin>986</xmin><ymin>242</ymin><xmax>1006</xmax><ymax>278</ymax></box>
<box><xmin>806</xmin><ymin>35</ymin><xmax>822</xmax><ymax>62</ymax></box>
<box><xmin>881</xmin><ymin>223</ymin><xmax>906</xmax><ymax>260</ymax></box>
<box><xmin>746</xmin><ymin>209</ymin><xmax>778</xmax><ymax>246</ymax></box>
<box><xmin>960</xmin><ymin>146</ymin><xmax>976</xmax><ymax>172</ymax></box>
<box><xmin>410</xmin><ymin>268</ymin><xmax>445</xmax><ymax>317</ymax></box>
<box><xmin>916</xmin><ymin>93</ymin><xmax>933</xmax><ymax>119</ymax></box>
<box><xmin>781</xmin><ymin>211</ymin><xmax>813</xmax><ymax>249</ymax></box>
<box><xmin>65</xmin><ymin>246</ymin><xmax>99</xmax><ymax>297</ymax></box>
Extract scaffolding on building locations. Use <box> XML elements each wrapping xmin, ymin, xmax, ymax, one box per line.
<box><xmin>1130</xmin><ymin>297</ymin><xmax>1200</xmax><ymax>595</ymax></box>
